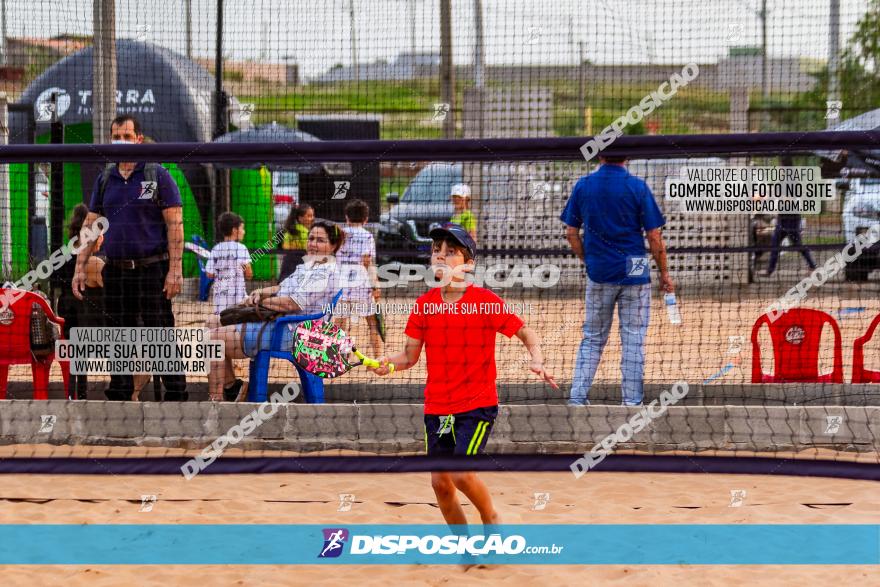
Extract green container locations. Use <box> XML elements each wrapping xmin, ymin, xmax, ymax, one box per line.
<box><xmin>6</xmin><ymin>164</ymin><xmax>31</xmax><ymax>278</ymax></box>
<box><xmin>229</xmin><ymin>166</ymin><xmax>275</xmax><ymax>280</ymax></box>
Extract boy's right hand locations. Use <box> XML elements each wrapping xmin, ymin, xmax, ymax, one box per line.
<box><xmin>368</xmin><ymin>357</ymin><xmax>393</xmax><ymax>376</ymax></box>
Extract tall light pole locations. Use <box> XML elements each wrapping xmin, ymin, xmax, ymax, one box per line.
<box><xmin>473</xmin><ymin>0</ymin><xmax>484</xmax><ymax>89</ymax></box>
<box><xmin>578</xmin><ymin>41</ymin><xmax>586</xmax><ymax>133</ymax></box>
<box><xmin>93</xmin><ymin>0</ymin><xmax>116</xmax><ymax>144</ymax></box>
<box><xmin>828</xmin><ymin>0</ymin><xmax>840</xmax><ymax>129</ymax></box>
<box><xmin>0</xmin><ymin>0</ymin><xmax>7</xmax><ymax>68</ymax></box>
<box><xmin>409</xmin><ymin>0</ymin><xmax>417</xmax><ymax>60</ymax></box>
<box><xmin>439</xmin><ymin>0</ymin><xmax>454</xmax><ymax>138</ymax></box>
<box><xmin>760</xmin><ymin>0</ymin><xmax>768</xmax><ymax>100</ymax></box>
<box><xmin>473</xmin><ymin>0</ymin><xmax>484</xmax><ymax>138</ymax></box>
<box><xmin>214</xmin><ymin>0</ymin><xmax>225</xmax><ymax>139</ymax></box>
<box><xmin>185</xmin><ymin>0</ymin><xmax>192</xmax><ymax>59</ymax></box>
<box><xmin>349</xmin><ymin>0</ymin><xmax>359</xmax><ymax>82</ymax></box>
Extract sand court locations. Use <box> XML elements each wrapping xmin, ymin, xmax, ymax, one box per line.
<box><xmin>0</xmin><ymin>467</ymin><xmax>877</xmax><ymax>586</ymax></box>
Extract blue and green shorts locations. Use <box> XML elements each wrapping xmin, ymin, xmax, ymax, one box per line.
<box><xmin>424</xmin><ymin>406</ymin><xmax>498</xmax><ymax>456</ymax></box>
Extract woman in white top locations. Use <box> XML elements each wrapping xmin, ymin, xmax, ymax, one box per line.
<box><xmin>207</xmin><ymin>220</ymin><xmax>344</xmax><ymax>401</ymax></box>
<box><xmin>336</xmin><ymin>199</ymin><xmax>383</xmax><ymax>358</ymax></box>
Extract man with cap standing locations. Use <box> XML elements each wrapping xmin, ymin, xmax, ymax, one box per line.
<box><xmin>450</xmin><ymin>183</ymin><xmax>477</xmax><ymax>241</ymax></box>
<box><xmin>72</xmin><ymin>114</ymin><xmax>187</xmax><ymax>401</ymax></box>
<box><xmin>561</xmin><ymin>155</ymin><xmax>674</xmax><ymax>406</ymax></box>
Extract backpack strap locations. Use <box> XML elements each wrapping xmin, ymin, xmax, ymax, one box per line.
<box><xmin>96</xmin><ymin>163</ymin><xmax>115</xmax><ymax>206</ymax></box>
<box><xmin>98</xmin><ymin>162</ymin><xmax>162</xmax><ymax>206</ymax></box>
<box><xmin>144</xmin><ymin>162</ymin><xmax>162</xmax><ymax>206</ymax></box>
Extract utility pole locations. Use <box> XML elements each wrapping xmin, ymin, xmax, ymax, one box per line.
<box><xmin>473</xmin><ymin>0</ymin><xmax>484</xmax><ymax>89</ymax></box>
<box><xmin>473</xmin><ymin>0</ymin><xmax>484</xmax><ymax>138</ymax></box>
<box><xmin>439</xmin><ymin>0</ymin><xmax>454</xmax><ymax>138</ymax></box>
<box><xmin>93</xmin><ymin>0</ymin><xmax>117</xmax><ymax>144</ymax></box>
<box><xmin>760</xmin><ymin>0</ymin><xmax>768</xmax><ymax>100</ymax></box>
<box><xmin>349</xmin><ymin>0</ymin><xmax>359</xmax><ymax>82</ymax></box>
<box><xmin>214</xmin><ymin>0</ymin><xmax>225</xmax><ymax>138</ymax></box>
<box><xmin>214</xmin><ymin>0</ymin><xmax>228</xmax><ymax>221</ymax></box>
<box><xmin>828</xmin><ymin>0</ymin><xmax>840</xmax><ymax>129</ymax></box>
<box><xmin>185</xmin><ymin>0</ymin><xmax>192</xmax><ymax>59</ymax></box>
<box><xmin>578</xmin><ymin>42</ymin><xmax>586</xmax><ymax>134</ymax></box>
<box><xmin>409</xmin><ymin>0</ymin><xmax>417</xmax><ymax>60</ymax></box>
<box><xmin>0</xmin><ymin>0</ymin><xmax>7</xmax><ymax>67</ymax></box>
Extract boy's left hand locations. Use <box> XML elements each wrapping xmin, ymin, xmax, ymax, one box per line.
<box><xmin>529</xmin><ymin>360</ymin><xmax>558</xmax><ymax>389</ymax></box>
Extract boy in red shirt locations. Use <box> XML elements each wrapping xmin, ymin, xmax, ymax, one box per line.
<box><xmin>369</xmin><ymin>223</ymin><xmax>557</xmax><ymax>527</ymax></box>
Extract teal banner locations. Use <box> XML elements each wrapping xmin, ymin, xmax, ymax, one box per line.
<box><xmin>0</xmin><ymin>525</ymin><xmax>877</xmax><ymax>565</ymax></box>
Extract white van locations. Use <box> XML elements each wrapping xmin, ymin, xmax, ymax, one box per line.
<box><xmin>841</xmin><ymin>177</ymin><xmax>880</xmax><ymax>281</ymax></box>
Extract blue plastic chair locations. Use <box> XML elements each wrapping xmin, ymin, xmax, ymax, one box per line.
<box><xmin>191</xmin><ymin>235</ymin><xmax>214</xmax><ymax>302</ymax></box>
<box><xmin>247</xmin><ymin>290</ymin><xmax>343</xmax><ymax>404</ymax></box>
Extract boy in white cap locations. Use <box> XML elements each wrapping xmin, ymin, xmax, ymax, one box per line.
<box><xmin>450</xmin><ymin>183</ymin><xmax>477</xmax><ymax>241</ymax></box>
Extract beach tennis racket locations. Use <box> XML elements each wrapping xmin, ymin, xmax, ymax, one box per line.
<box><xmin>291</xmin><ymin>319</ymin><xmax>394</xmax><ymax>378</ymax></box>
<box><xmin>184</xmin><ymin>241</ymin><xmax>211</xmax><ymax>259</ymax></box>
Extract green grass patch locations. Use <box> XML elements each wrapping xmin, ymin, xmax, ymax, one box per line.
<box><xmin>241</xmin><ymin>80</ymin><xmax>821</xmax><ymax>139</ymax></box>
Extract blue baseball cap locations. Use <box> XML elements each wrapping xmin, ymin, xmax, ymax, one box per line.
<box><xmin>429</xmin><ymin>222</ymin><xmax>477</xmax><ymax>258</ymax></box>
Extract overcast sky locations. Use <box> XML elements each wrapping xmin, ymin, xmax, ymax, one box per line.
<box><xmin>10</xmin><ymin>0</ymin><xmax>871</xmax><ymax>78</ymax></box>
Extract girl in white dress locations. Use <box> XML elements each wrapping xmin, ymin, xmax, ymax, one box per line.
<box><xmin>336</xmin><ymin>199</ymin><xmax>383</xmax><ymax>358</ymax></box>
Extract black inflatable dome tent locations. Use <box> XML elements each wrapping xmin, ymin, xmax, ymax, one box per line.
<box><xmin>11</xmin><ymin>39</ymin><xmax>218</xmax><ymax>228</ymax></box>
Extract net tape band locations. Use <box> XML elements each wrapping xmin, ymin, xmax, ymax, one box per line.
<box><xmin>1</xmin><ymin>130</ymin><xmax>878</xmax><ymax>163</ymax></box>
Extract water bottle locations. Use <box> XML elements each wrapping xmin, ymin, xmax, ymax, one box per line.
<box><xmin>664</xmin><ymin>293</ymin><xmax>682</xmax><ymax>325</ymax></box>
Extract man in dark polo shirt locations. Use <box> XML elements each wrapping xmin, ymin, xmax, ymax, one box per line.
<box><xmin>72</xmin><ymin>115</ymin><xmax>186</xmax><ymax>401</ymax></box>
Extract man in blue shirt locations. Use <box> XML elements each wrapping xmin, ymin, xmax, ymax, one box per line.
<box><xmin>561</xmin><ymin>155</ymin><xmax>674</xmax><ymax>405</ymax></box>
<box><xmin>72</xmin><ymin>115</ymin><xmax>186</xmax><ymax>401</ymax></box>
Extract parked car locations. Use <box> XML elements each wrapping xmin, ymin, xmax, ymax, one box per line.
<box><xmin>841</xmin><ymin>177</ymin><xmax>880</xmax><ymax>281</ymax></box>
<box><xmin>376</xmin><ymin>161</ymin><xmax>572</xmax><ymax>264</ymax></box>
<box><xmin>377</xmin><ymin>163</ymin><xmax>461</xmax><ymax>264</ymax></box>
<box><xmin>272</xmin><ymin>170</ymin><xmax>300</xmax><ymax>230</ymax></box>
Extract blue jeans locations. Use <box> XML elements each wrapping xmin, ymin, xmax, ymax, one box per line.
<box><xmin>569</xmin><ymin>278</ymin><xmax>651</xmax><ymax>406</ymax></box>
<box><xmin>766</xmin><ymin>225</ymin><xmax>816</xmax><ymax>274</ymax></box>
<box><xmin>239</xmin><ymin>320</ymin><xmax>295</xmax><ymax>358</ymax></box>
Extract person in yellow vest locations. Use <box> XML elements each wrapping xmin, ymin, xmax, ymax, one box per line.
<box><xmin>450</xmin><ymin>183</ymin><xmax>477</xmax><ymax>241</ymax></box>
<box><xmin>279</xmin><ymin>204</ymin><xmax>314</xmax><ymax>280</ymax></box>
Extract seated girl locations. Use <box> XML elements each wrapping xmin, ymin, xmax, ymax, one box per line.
<box><xmin>56</xmin><ymin>204</ymin><xmax>106</xmax><ymax>400</ymax></box>
<box><xmin>207</xmin><ymin>220</ymin><xmax>345</xmax><ymax>401</ymax></box>
<box><xmin>279</xmin><ymin>204</ymin><xmax>315</xmax><ymax>281</ymax></box>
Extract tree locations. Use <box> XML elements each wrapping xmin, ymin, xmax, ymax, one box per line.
<box><xmin>801</xmin><ymin>0</ymin><xmax>880</xmax><ymax>119</ymax></box>
<box><xmin>844</xmin><ymin>0</ymin><xmax>880</xmax><ymax>75</ymax></box>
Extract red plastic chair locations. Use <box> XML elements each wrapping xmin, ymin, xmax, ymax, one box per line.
<box><xmin>0</xmin><ymin>289</ymin><xmax>70</xmax><ymax>399</ymax></box>
<box><xmin>852</xmin><ymin>313</ymin><xmax>880</xmax><ymax>383</ymax></box>
<box><xmin>751</xmin><ymin>308</ymin><xmax>843</xmax><ymax>383</ymax></box>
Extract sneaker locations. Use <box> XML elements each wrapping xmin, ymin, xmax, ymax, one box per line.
<box><xmin>223</xmin><ymin>379</ymin><xmax>248</xmax><ymax>402</ymax></box>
